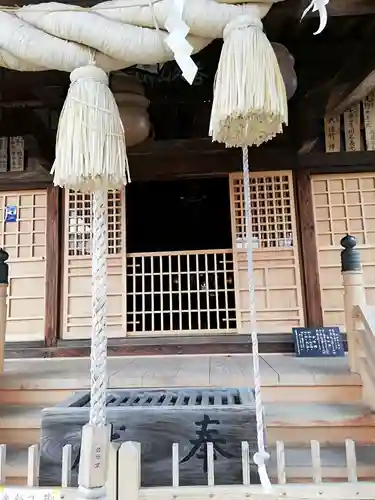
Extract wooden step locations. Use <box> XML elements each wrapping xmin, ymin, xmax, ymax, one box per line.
<box><xmin>0</xmin><ymin>405</ymin><xmax>43</xmax><ymax>446</ymax></box>
<box><xmin>266</xmin><ymin>403</ymin><xmax>375</xmax><ymax>444</ymax></box>
<box><xmin>0</xmin><ymin>355</ymin><xmax>363</xmax><ymax>405</ymax></box>
<box><xmin>0</xmin><ymin>384</ymin><xmax>362</xmax><ymax>406</ymax></box>
<box><xmin>4</xmin><ymin>443</ymin><xmax>375</xmax><ymax>486</ymax></box>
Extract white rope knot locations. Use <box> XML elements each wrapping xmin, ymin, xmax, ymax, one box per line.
<box><xmin>253</xmin><ymin>451</ymin><xmax>272</xmax><ymax>490</ymax></box>
<box><xmin>78</xmin><ymin>486</ymin><xmax>106</xmax><ymax>500</ymax></box>
<box><xmin>223</xmin><ymin>15</ymin><xmax>262</xmax><ymax>39</ymax></box>
<box><xmin>70</xmin><ymin>65</ymin><xmax>108</xmax><ymax>85</ymax></box>
<box><xmin>253</xmin><ymin>450</ymin><xmax>270</xmax><ymax>466</ymax></box>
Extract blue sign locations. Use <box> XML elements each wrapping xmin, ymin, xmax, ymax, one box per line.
<box><xmin>292</xmin><ymin>327</ymin><xmax>345</xmax><ymax>358</ymax></box>
<box><xmin>5</xmin><ymin>205</ymin><xmax>17</xmax><ymax>223</ymax></box>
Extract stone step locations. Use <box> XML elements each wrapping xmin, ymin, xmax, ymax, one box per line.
<box><xmin>4</xmin><ymin>443</ymin><xmax>375</xmax><ymax>486</ymax></box>
<box><xmin>0</xmin><ymin>402</ymin><xmax>374</xmax><ymax>447</ymax></box>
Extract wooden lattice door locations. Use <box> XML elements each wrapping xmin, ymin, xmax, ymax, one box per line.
<box><xmin>312</xmin><ymin>173</ymin><xmax>375</xmax><ymax>330</ymax></box>
<box><xmin>0</xmin><ymin>190</ymin><xmax>47</xmax><ymax>341</ymax></box>
<box><xmin>62</xmin><ymin>189</ymin><xmax>125</xmax><ymax>339</ymax></box>
<box><xmin>229</xmin><ymin>172</ymin><xmax>304</xmax><ymax>333</ymax></box>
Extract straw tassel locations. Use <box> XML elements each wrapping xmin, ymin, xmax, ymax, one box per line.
<box><xmin>51</xmin><ymin>65</ymin><xmax>130</xmax><ymax>192</ymax></box>
<box><xmin>209</xmin><ymin>15</ymin><xmax>288</xmax><ymax>148</ymax></box>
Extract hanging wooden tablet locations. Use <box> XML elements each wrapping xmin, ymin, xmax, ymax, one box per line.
<box><xmin>9</xmin><ymin>136</ymin><xmax>25</xmax><ymax>172</ymax></box>
<box><xmin>344</xmin><ymin>104</ymin><xmax>361</xmax><ymax>151</ymax></box>
<box><xmin>324</xmin><ymin>116</ymin><xmax>341</xmax><ymax>152</ymax></box>
<box><xmin>0</xmin><ymin>137</ymin><xmax>8</xmax><ymax>172</ymax></box>
<box><xmin>363</xmin><ymin>90</ymin><xmax>375</xmax><ymax>151</ymax></box>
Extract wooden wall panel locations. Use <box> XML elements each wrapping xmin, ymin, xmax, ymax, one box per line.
<box><xmin>312</xmin><ymin>173</ymin><xmax>375</xmax><ymax>330</ymax></box>
<box><xmin>62</xmin><ymin>189</ymin><xmax>125</xmax><ymax>340</ymax></box>
<box><xmin>0</xmin><ymin>190</ymin><xmax>47</xmax><ymax>341</ymax></box>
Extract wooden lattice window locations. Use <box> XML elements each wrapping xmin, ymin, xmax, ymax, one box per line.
<box><xmin>67</xmin><ymin>190</ymin><xmax>122</xmax><ymax>256</ymax></box>
<box><xmin>0</xmin><ymin>192</ymin><xmax>46</xmax><ymax>259</ymax></box>
<box><xmin>126</xmin><ymin>250</ymin><xmax>236</xmax><ymax>333</ymax></box>
<box><xmin>232</xmin><ymin>175</ymin><xmax>293</xmax><ymax>248</ymax></box>
<box><xmin>313</xmin><ymin>175</ymin><xmax>375</xmax><ymax>247</ymax></box>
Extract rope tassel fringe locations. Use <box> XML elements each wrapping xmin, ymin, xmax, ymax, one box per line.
<box><xmin>209</xmin><ymin>15</ymin><xmax>288</xmax><ymax>148</ymax></box>
<box><xmin>51</xmin><ymin>65</ymin><xmax>130</xmax><ymax>192</ymax></box>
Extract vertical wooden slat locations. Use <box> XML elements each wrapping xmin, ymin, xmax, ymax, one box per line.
<box><xmin>172</xmin><ymin>442</ymin><xmax>179</xmax><ymax>487</ymax></box>
<box><xmin>276</xmin><ymin>441</ymin><xmax>286</xmax><ymax>485</ymax></box>
<box><xmin>345</xmin><ymin>439</ymin><xmax>358</xmax><ymax>483</ymax></box>
<box><xmin>44</xmin><ymin>186</ymin><xmax>61</xmax><ymax>347</ymax></box>
<box><xmin>106</xmin><ymin>443</ymin><xmax>119</xmax><ymax>500</ymax></box>
<box><xmin>206</xmin><ymin>442</ymin><xmax>215</xmax><ymax>486</ymax></box>
<box><xmin>27</xmin><ymin>444</ymin><xmax>40</xmax><ymax>487</ymax></box>
<box><xmin>118</xmin><ymin>442</ymin><xmax>141</xmax><ymax>500</ymax></box>
<box><xmin>9</xmin><ymin>136</ymin><xmax>25</xmax><ymax>171</ymax></box>
<box><xmin>0</xmin><ymin>137</ymin><xmax>8</xmax><ymax>173</ymax></box>
<box><xmin>241</xmin><ymin>441</ymin><xmax>250</xmax><ymax>485</ymax></box>
<box><xmin>187</xmin><ymin>255</ymin><xmax>192</xmax><ymax>330</ymax></box>
<box><xmin>0</xmin><ymin>444</ymin><xmax>6</xmax><ymax>484</ymax></box>
<box><xmin>61</xmin><ymin>444</ymin><xmax>72</xmax><ymax>488</ymax></box>
<box><xmin>294</xmin><ymin>170</ymin><xmax>323</xmax><ymax>327</ymax></box>
<box><xmin>310</xmin><ymin>440</ymin><xmax>322</xmax><ymax>484</ymax></box>
<box><xmin>324</xmin><ymin>116</ymin><xmax>341</xmax><ymax>153</ymax></box>
<box><xmin>196</xmin><ymin>254</ymin><xmax>201</xmax><ymax>330</ymax></box>
<box><xmin>363</xmin><ymin>90</ymin><xmax>375</xmax><ymax>151</ymax></box>
<box><xmin>344</xmin><ymin>104</ymin><xmax>361</xmax><ymax>151</ymax></box>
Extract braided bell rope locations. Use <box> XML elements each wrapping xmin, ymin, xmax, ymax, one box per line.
<box><xmin>90</xmin><ymin>190</ymin><xmax>108</xmax><ymax>427</ymax></box>
<box><xmin>242</xmin><ymin>146</ymin><xmax>271</xmax><ymax>488</ymax></box>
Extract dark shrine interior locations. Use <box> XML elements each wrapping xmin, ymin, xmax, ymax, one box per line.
<box><xmin>126</xmin><ymin>178</ymin><xmax>233</xmax><ymax>253</ymax></box>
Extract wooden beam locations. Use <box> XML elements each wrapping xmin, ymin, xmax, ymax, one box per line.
<box><xmin>44</xmin><ymin>186</ymin><xmax>61</xmax><ymax>347</ymax></box>
<box><xmin>294</xmin><ymin>169</ymin><xmax>323</xmax><ymax>327</ymax></box>
<box><xmin>299</xmin><ymin>150</ymin><xmax>375</xmax><ymax>170</ymax></box>
<box><xmin>0</xmin><ymin>161</ymin><xmax>52</xmax><ymax>190</ymax></box>
<box><xmin>302</xmin><ymin>20</ymin><xmax>375</xmax><ymax>119</ymax></box>
<box><xmin>0</xmin><ymin>108</ymin><xmax>55</xmax><ymax>168</ymax></box>
<box><xmin>303</xmin><ymin>0</ymin><xmax>375</xmax><ymax>17</ymax></box>
<box><xmin>281</xmin><ymin>0</ymin><xmax>375</xmax><ymax>19</ymax></box>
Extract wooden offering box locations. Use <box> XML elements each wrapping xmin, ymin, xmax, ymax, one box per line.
<box><xmin>39</xmin><ymin>387</ymin><xmax>260</xmax><ymax>487</ymax></box>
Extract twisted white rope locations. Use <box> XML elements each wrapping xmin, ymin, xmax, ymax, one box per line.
<box><xmin>90</xmin><ymin>189</ymin><xmax>108</xmax><ymax>427</ymax></box>
<box><xmin>242</xmin><ymin>146</ymin><xmax>271</xmax><ymax>490</ymax></box>
<box><xmin>0</xmin><ymin>0</ymin><xmax>272</xmax><ymax>72</ymax></box>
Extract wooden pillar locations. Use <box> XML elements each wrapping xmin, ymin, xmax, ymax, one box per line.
<box><xmin>294</xmin><ymin>169</ymin><xmax>323</xmax><ymax>327</ymax></box>
<box><xmin>44</xmin><ymin>186</ymin><xmax>61</xmax><ymax>347</ymax></box>
<box><xmin>341</xmin><ymin>235</ymin><xmax>366</xmax><ymax>374</ymax></box>
<box><xmin>0</xmin><ymin>248</ymin><xmax>8</xmax><ymax>373</ymax></box>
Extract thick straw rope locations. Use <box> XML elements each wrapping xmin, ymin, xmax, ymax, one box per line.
<box><xmin>242</xmin><ymin>146</ymin><xmax>271</xmax><ymax>489</ymax></box>
<box><xmin>0</xmin><ymin>0</ymin><xmax>271</xmax><ymax>72</ymax></box>
<box><xmin>90</xmin><ymin>189</ymin><xmax>108</xmax><ymax>427</ymax></box>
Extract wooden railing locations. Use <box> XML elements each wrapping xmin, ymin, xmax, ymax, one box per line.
<box><xmin>353</xmin><ymin>304</ymin><xmax>375</xmax><ymax>411</ymax></box>
<box><xmin>341</xmin><ymin>235</ymin><xmax>375</xmax><ymax>409</ymax></box>
<box><xmin>1</xmin><ymin>439</ymin><xmax>375</xmax><ymax>500</ymax></box>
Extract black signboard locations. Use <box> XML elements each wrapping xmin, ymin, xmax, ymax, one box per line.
<box><xmin>292</xmin><ymin>327</ymin><xmax>345</xmax><ymax>358</ymax></box>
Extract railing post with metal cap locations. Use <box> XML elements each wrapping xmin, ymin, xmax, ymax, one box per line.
<box><xmin>0</xmin><ymin>248</ymin><xmax>9</xmax><ymax>374</ymax></box>
<box><xmin>341</xmin><ymin>235</ymin><xmax>365</xmax><ymax>374</ymax></box>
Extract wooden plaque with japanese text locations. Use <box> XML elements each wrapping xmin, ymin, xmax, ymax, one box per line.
<box><xmin>39</xmin><ymin>388</ymin><xmax>260</xmax><ymax>487</ymax></box>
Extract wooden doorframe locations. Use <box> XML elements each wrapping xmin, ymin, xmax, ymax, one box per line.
<box><xmin>44</xmin><ymin>186</ymin><xmax>62</xmax><ymax>347</ymax></box>
<box><xmin>293</xmin><ymin>169</ymin><xmax>323</xmax><ymax>328</ymax></box>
